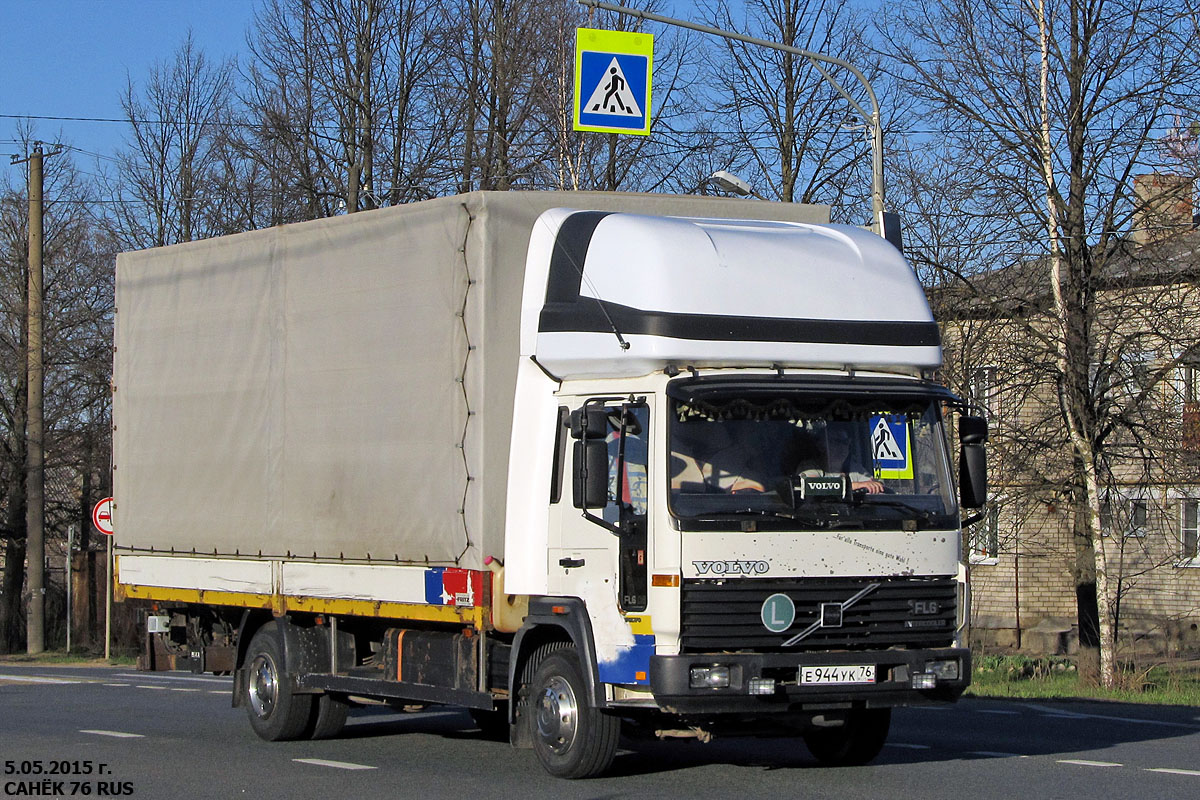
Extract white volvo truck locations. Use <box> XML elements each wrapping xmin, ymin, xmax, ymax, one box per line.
<box><xmin>113</xmin><ymin>190</ymin><xmax>985</xmax><ymax>779</ymax></box>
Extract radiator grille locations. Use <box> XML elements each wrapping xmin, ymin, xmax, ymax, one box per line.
<box><xmin>680</xmin><ymin>576</ymin><xmax>958</xmax><ymax>653</ymax></box>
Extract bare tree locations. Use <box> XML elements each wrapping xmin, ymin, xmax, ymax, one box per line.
<box><xmin>884</xmin><ymin>0</ymin><xmax>1200</xmax><ymax>685</ymax></box>
<box><xmin>102</xmin><ymin>32</ymin><xmax>236</xmax><ymax>248</ymax></box>
<box><xmin>240</xmin><ymin>0</ymin><xmax>449</xmax><ymax>216</ymax></box>
<box><xmin>699</xmin><ymin>0</ymin><xmax>900</xmax><ymax>220</ymax></box>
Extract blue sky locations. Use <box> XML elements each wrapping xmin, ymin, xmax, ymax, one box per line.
<box><xmin>1</xmin><ymin>0</ymin><xmax>259</xmax><ymax>160</ymax></box>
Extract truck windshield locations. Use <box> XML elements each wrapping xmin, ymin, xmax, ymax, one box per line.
<box><xmin>668</xmin><ymin>392</ymin><xmax>958</xmax><ymax>531</ymax></box>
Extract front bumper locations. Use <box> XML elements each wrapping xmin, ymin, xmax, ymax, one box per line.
<box><xmin>649</xmin><ymin>647</ymin><xmax>970</xmax><ymax>714</ymax></box>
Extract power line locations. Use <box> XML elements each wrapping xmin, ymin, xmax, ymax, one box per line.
<box><xmin>3</xmin><ymin>112</ymin><xmax>1191</xmax><ymax>138</ymax></box>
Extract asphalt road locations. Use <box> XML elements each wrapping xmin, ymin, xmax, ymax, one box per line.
<box><xmin>2</xmin><ymin>663</ymin><xmax>1199</xmax><ymax>799</ymax></box>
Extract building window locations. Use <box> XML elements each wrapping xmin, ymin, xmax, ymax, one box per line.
<box><xmin>1122</xmin><ymin>351</ymin><xmax>1154</xmax><ymax>400</ymax></box>
<box><xmin>1182</xmin><ymin>363</ymin><xmax>1200</xmax><ymax>455</ymax></box>
<box><xmin>970</xmin><ymin>366</ymin><xmax>998</xmax><ymax>420</ymax></box>
<box><xmin>1183</xmin><ymin>362</ymin><xmax>1200</xmax><ymax>405</ymax></box>
<box><xmin>1126</xmin><ymin>499</ymin><xmax>1148</xmax><ymax>538</ymax></box>
<box><xmin>969</xmin><ymin>505</ymin><xmax>1000</xmax><ymax>564</ymax></box>
<box><xmin>1182</xmin><ymin>499</ymin><xmax>1199</xmax><ymax>562</ymax></box>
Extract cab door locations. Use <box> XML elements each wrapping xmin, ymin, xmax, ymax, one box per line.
<box><xmin>547</xmin><ymin>396</ymin><xmax>650</xmax><ymax>613</ymax></box>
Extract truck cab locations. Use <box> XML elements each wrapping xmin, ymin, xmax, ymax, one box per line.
<box><xmin>500</xmin><ymin>207</ymin><xmax>983</xmax><ymax>776</ymax></box>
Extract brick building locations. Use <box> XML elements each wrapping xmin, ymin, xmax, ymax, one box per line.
<box><xmin>934</xmin><ymin>179</ymin><xmax>1200</xmax><ymax>657</ymax></box>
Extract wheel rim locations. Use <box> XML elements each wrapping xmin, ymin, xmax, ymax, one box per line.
<box><xmin>535</xmin><ymin>674</ymin><xmax>578</xmax><ymax>755</ymax></box>
<box><xmin>247</xmin><ymin>653</ymin><xmax>278</xmax><ymax>720</ymax></box>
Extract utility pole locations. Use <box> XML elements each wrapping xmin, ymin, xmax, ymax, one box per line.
<box><xmin>12</xmin><ymin>142</ymin><xmax>60</xmax><ymax>654</ymax></box>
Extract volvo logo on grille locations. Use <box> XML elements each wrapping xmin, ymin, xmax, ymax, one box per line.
<box><xmin>780</xmin><ymin>583</ymin><xmax>881</xmax><ymax>647</ymax></box>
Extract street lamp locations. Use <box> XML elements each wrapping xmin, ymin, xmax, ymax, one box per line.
<box><xmin>707</xmin><ymin>170</ymin><xmax>766</xmax><ymax>200</ymax></box>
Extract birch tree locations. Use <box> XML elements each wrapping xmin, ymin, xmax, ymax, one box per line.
<box><xmin>883</xmin><ymin>0</ymin><xmax>1200</xmax><ymax>686</ymax></box>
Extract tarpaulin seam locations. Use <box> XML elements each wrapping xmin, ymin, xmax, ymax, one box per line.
<box><xmin>454</xmin><ymin>202</ymin><xmax>477</xmax><ymax>565</ymax></box>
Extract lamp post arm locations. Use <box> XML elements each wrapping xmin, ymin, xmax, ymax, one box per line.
<box><xmin>577</xmin><ymin>0</ymin><xmax>886</xmax><ymax>234</ymax></box>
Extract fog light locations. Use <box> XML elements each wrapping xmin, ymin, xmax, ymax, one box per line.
<box><xmin>911</xmin><ymin>672</ymin><xmax>937</xmax><ymax>689</ymax></box>
<box><xmin>690</xmin><ymin>666</ymin><xmax>731</xmax><ymax>689</ymax></box>
<box><xmin>925</xmin><ymin>659</ymin><xmax>960</xmax><ymax>681</ymax></box>
<box><xmin>748</xmin><ymin>677</ymin><xmax>775</xmax><ymax>696</ymax></box>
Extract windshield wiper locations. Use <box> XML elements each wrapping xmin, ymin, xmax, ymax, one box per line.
<box><xmin>853</xmin><ymin>496</ymin><xmax>941</xmax><ymax>524</ymax></box>
<box><xmin>685</xmin><ymin>508</ymin><xmax>794</xmax><ymax>522</ymax></box>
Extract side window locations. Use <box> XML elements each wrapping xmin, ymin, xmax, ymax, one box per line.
<box><xmin>604</xmin><ymin>405</ymin><xmax>650</xmax><ymax>525</ymax></box>
<box><xmin>549</xmin><ymin>406</ymin><xmax>569</xmax><ymax>504</ymax></box>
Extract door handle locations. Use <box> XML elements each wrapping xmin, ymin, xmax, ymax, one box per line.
<box><xmin>558</xmin><ymin>557</ymin><xmax>586</xmax><ymax>569</ymax></box>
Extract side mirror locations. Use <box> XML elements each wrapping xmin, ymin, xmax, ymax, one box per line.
<box><xmin>572</xmin><ymin>439</ymin><xmax>609</xmax><ymax>510</ymax></box>
<box><xmin>958</xmin><ymin>416</ymin><xmax>988</xmax><ymax>509</ymax></box>
<box><xmin>569</xmin><ymin>408</ymin><xmax>608</xmax><ymax>440</ymax></box>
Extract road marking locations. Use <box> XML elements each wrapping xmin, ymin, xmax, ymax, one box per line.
<box><xmin>1057</xmin><ymin>759</ymin><xmax>1122</xmax><ymax>768</ymax></box>
<box><xmin>208</xmin><ymin>690</ymin><xmax>227</xmax><ymax>695</ymax></box>
<box><xmin>1145</xmin><ymin>768</ymin><xmax>1200</xmax><ymax>777</ymax></box>
<box><xmin>968</xmin><ymin>751</ymin><xmax>1030</xmax><ymax>758</ymax></box>
<box><xmin>170</xmin><ymin>687</ymin><xmax>201</xmax><ymax>692</ymax></box>
<box><xmin>80</xmin><ymin>730</ymin><xmax>144</xmax><ymax>739</ymax></box>
<box><xmin>103</xmin><ymin>683</ymin><xmax>131</xmax><ymax>687</ymax></box>
<box><xmin>293</xmin><ymin>758</ymin><xmax>377</xmax><ymax>771</ymax></box>
<box><xmin>1022</xmin><ymin>703</ymin><xmax>1200</xmax><ymax>730</ymax></box>
<box><xmin>976</xmin><ymin>709</ymin><xmax>1019</xmax><ymax>715</ymax></box>
<box><xmin>886</xmin><ymin>743</ymin><xmax>931</xmax><ymax>750</ymax></box>
<box><xmin>135</xmin><ymin>684</ymin><xmax>169</xmax><ymax>690</ymax></box>
<box><xmin>0</xmin><ymin>673</ymin><xmax>81</xmax><ymax>684</ymax></box>
<box><xmin>116</xmin><ymin>672</ymin><xmax>230</xmax><ymax>685</ymax></box>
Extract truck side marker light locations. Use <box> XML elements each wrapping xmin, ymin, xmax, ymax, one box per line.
<box><xmin>651</xmin><ymin>574</ymin><xmax>679</xmax><ymax>587</ymax></box>
<box><xmin>551</xmin><ymin>605</ymin><xmax>568</xmax><ymax>615</ymax></box>
<box><xmin>636</xmin><ymin>671</ymin><xmax>647</xmax><ymax>681</ymax></box>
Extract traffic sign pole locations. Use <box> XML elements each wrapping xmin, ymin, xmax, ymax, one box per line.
<box><xmin>93</xmin><ymin>497</ymin><xmax>114</xmax><ymax>660</ymax></box>
<box><xmin>576</xmin><ymin>0</ymin><xmax>887</xmax><ymax>235</ymax></box>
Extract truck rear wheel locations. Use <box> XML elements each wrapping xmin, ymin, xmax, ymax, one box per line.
<box><xmin>306</xmin><ymin>693</ymin><xmax>350</xmax><ymax>739</ymax></box>
<box><xmin>244</xmin><ymin>627</ymin><xmax>314</xmax><ymax>741</ymax></box>
<box><xmin>803</xmin><ymin>708</ymin><xmax>891</xmax><ymax>766</ymax></box>
<box><xmin>529</xmin><ymin>651</ymin><xmax>619</xmax><ymax>779</ymax></box>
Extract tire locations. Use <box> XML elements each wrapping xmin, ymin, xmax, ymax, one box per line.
<box><xmin>306</xmin><ymin>693</ymin><xmax>350</xmax><ymax>740</ymax></box>
<box><xmin>528</xmin><ymin>651</ymin><xmax>620</xmax><ymax>779</ymax></box>
<box><xmin>803</xmin><ymin>708</ymin><xmax>891</xmax><ymax>767</ymax></box>
<box><xmin>243</xmin><ymin>626</ymin><xmax>314</xmax><ymax>742</ymax></box>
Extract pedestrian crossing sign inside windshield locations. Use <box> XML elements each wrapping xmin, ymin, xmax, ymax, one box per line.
<box><xmin>870</xmin><ymin>415</ymin><xmax>914</xmax><ymax>480</ymax></box>
<box><xmin>574</xmin><ymin>28</ymin><xmax>653</xmax><ymax>136</ymax></box>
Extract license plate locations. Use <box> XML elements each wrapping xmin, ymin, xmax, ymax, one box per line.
<box><xmin>800</xmin><ymin>665</ymin><xmax>876</xmax><ymax>685</ymax></box>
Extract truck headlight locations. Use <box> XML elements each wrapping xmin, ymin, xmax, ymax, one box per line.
<box><xmin>925</xmin><ymin>659</ymin><xmax>960</xmax><ymax>681</ymax></box>
<box><xmin>690</xmin><ymin>665</ymin><xmax>731</xmax><ymax>689</ymax></box>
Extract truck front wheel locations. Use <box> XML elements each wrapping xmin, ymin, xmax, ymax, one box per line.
<box><xmin>529</xmin><ymin>651</ymin><xmax>619</xmax><ymax>779</ymax></box>
<box><xmin>803</xmin><ymin>708</ymin><xmax>891</xmax><ymax>766</ymax></box>
<box><xmin>243</xmin><ymin>627</ymin><xmax>314</xmax><ymax>741</ymax></box>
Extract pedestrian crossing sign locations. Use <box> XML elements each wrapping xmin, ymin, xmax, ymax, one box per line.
<box><xmin>574</xmin><ymin>28</ymin><xmax>653</xmax><ymax>136</ymax></box>
<box><xmin>870</xmin><ymin>415</ymin><xmax>914</xmax><ymax>480</ymax></box>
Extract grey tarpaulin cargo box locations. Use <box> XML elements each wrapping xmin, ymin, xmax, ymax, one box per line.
<box><xmin>113</xmin><ymin>191</ymin><xmax>828</xmax><ymax>570</ymax></box>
